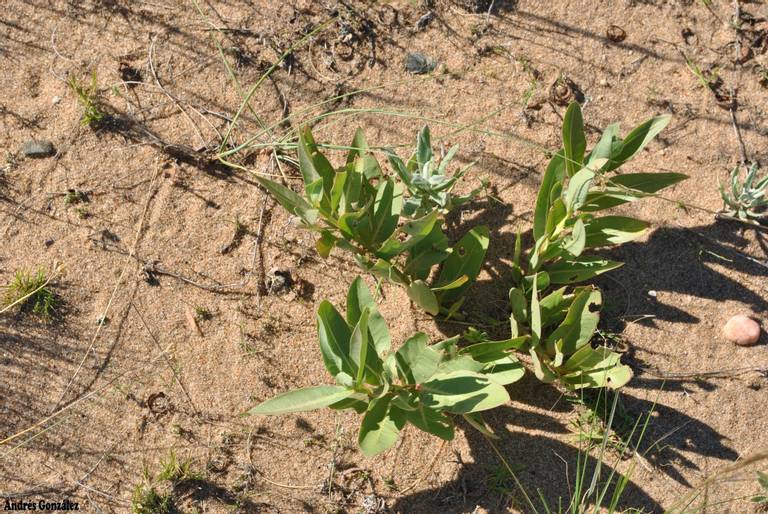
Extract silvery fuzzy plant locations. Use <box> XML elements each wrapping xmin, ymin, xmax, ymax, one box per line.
<box><xmin>384</xmin><ymin>126</ymin><xmax>483</xmax><ymax>218</ymax></box>
<box><xmin>254</xmin><ymin>126</ymin><xmax>486</xmax><ymax>317</ymax></box>
<box><xmin>719</xmin><ymin>162</ymin><xmax>768</xmax><ymax>221</ymax></box>
<box><xmin>246</xmin><ymin>277</ymin><xmax>526</xmax><ymax>456</ymax></box>
<box><xmin>498</xmin><ymin>102</ymin><xmax>688</xmax><ymax>389</ymax></box>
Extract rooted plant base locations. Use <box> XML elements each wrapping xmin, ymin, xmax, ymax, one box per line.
<box><xmin>1</xmin><ymin>1</ymin><xmax>767</xmax><ymax>513</ymax></box>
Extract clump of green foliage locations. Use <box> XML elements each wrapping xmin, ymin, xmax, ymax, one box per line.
<box><xmin>67</xmin><ymin>71</ymin><xmax>106</xmax><ymax>126</ymax></box>
<box><xmin>247</xmin><ymin>277</ymin><xmax>525</xmax><ymax>456</ymax></box>
<box><xmin>255</xmin><ymin>126</ymin><xmax>486</xmax><ymax>316</ymax></box>
<box><xmin>719</xmin><ymin>162</ymin><xmax>768</xmax><ymax>221</ymax></box>
<box><xmin>2</xmin><ymin>269</ymin><xmax>57</xmax><ymax>319</ymax></box>
<box><xmin>504</xmin><ymin>102</ymin><xmax>686</xmax><ymax>389</ymax></box>
<box><xmin>384</xmin><ymin>126</ymin><xmax>483</xmax><ymax>217</ymax></box>
<box><xmin>131</xmin><ymin>485</ymin><xmax>174</xmax><ymax>514</ymax></box>
<box><xmin>131</xmin><ymin>451</ymin><xmax>200</xmax><ymax>514</ymax></box>
<box><xmin>248</xmin><ymin>103</ymin><xmax>687</xmax><ymax>455</ymax></box>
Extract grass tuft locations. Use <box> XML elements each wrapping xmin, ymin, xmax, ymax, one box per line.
<box><xmin>2</xmin><ymin>269</ymin><xmax>57</xmax><ymax>319</ymax></box>
<box><xmin>131</xmin><ymin>484</ymin><xmax>175</xmax><ymax>514</ymax></box>
<box><xmin>67</xmin><ymin>71</ymin><xmax>106</xmax><ymax>126</ymax></box>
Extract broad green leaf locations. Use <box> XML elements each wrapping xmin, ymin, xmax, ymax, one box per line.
<box><xmin>395</xmin><ymin>333</ymin><xmax>441</xmax><ymax>384</ymax></box>
<box><xmin>376</xmin><ymin>211</ymin><xmax>439</xmax><ymax>259</ymax></box>
<box><xmin>398</xmin><ymin>404</ymin><xmax>454</xmax><ymax>440</ymax></box>
<box><xmin>580</xmin><ymin>168</ymin><xmax>685</xmax><ymax>212</ymax></box>
<box><xmin>437</xmin><ymin>145</ymin><xmax>459</xmax><ymax>176</ymax></box>
<box><xmin>584</xmin><ymin>216</ymin><xmax>649</xmax><ymax>247</ymax></box>
<box><xmin>564</xmin><ymin>167</ymin><xmax>596</xmax><ymax>213</ymax></box>
<box><xmin>385</xmin><ymin>149</ymin><xmax>412</xmax><ymax>185</ymax></box>
<box><xmin>316</xmin><ymin>301</ymin><xmax>354</xmax><ymax>378</ymax></box>
<box><xmin>544</xmin><ymin>198</ymin><xmax>567</xmax><ymax>238</ymax></box>
<box><xmin>316</xmin><ymin>230</ymin><xmax>337</xmax><ymax>258</ymax></box>
<box><xmin>561</xmin><ymin>217</ymin><xmax>586</xmax><ymax>258</ymax></box>
<box><xmin>435</xmin><ymin>225</ymin><xmax>490</xmax><ymax>305</ymax></box>
<box><xmin>585</xmin><ymin>123</ymin><xmax>620</xmax><ymax>167</ymax></box>
<box><xmin>350</xmin><ymin>308</ymin><xmax>370</xmax><ymax>386</ymax></box>
<box><xmin>545</xmin><ymin>257</ymin><xmax>623</xmax><ymax>284</ymax></box>
<box><xmin>609</xmin><ymin>172</ymin><xmax>688</xmax><ymax>194</ymax></box>
<box><xmin>247</xmin><ymin>385</ymin><xmax>353</xmax><ymax>416</ymax></box>
<box><xmin>437</xmin><ymin>354</ymin><xmax>485</xmax><ymax>374</ymax></box>
<box><xmin>359</xmin><ymin>396</ymin><xmax>404</xmax><ymax>456</ymax></box>
<box><xmin>562</xmin><ymin>102</ymin><xmax>586</xmax><ymax>177</ymax></box>
<box><xmin>404</xmin><ymin>223</ymin><xmax>451</xmax><ymax>280</ymax></box>
<box><xmin>255</xmin><ymin>176</ymin><xmax>317</xmax><ymax>225</ymax></box>
<box><xmin>459</xmin><ymin>337</ymin><xmax>529</xmax><ymax>363</ymax></box>
<box><xmin>347</xmin><ymin>277</ymin><xmax>391</xmax><ymax>354</ymax></box>
<box><xmin>462</xmin><ymin>412</ymin><xmax>499</xmax><ymax>439</ymax></box>
<box><xmin>330</xmin><ymin>171</ymin><xmax>347</xmax><ymax>215</ymax></box>
<box><xmin>604</xmin><ymin>115</ymin><xmax>671</xmax><ymax>172</ymax></box>
<box><xmin>509</xmin><ymin>287</ymin><xmax>527</xmax><ymax>322</ymax></box>
<box><xmin>539</xmin><ymin>287</ymin><xmax>571</xmax><ymax>329</ymax></box>
<box><xmin>366</xmin><ymin>258</ymin><xmax>410</xmax><ymax>286</ymax></box>
<box><xmin>533</xmin><ymin>150</ymin><xmax>566</xmax><ymax>240</ymax></box>
<box><xmin>560</xmin><ymin>346</ymin><xmax>632</xmax><ymax>389</ymax></box>
<box><xmin>431</xmin><ymin>335</ymin><xmax>460</xmax><ymax>354</ymax></box>
<box><xmin>356</xmin><ymin>154</ymin><xmax>383</xmax><ymax>179</ymax></box>
<box><xmin>530</xmin><ymin>273</ymin><xmax>541</xmax><ymax>347</ymax></box>
<box><xmin>330</xmin><ymin>396</ymin><xmax>369</xmax><ymax>414</ymax></box>
<box><xmin>358</xmin><ymin>180</ymin><xmax>401</xmax><ymax>246</ymax></box>
<box><xmin>407</xmin><ymin>280</ymin><xmax>439</xmax><ymax>315</ymax></box>
<box><xmin>420</xmin><ymin>371</ymin><xmax>510</xmax><ymax>414</ymax></box>
<box><xmin>341</xmin><ymin>162</ymin><xmax>364</xmax><ymax>208</ymax></box>
<box><xmin>346</xmin><ymin>128</ymin><xmax>368</xmax><ymax>165</ymax></box>
<box><xmin>545</xmin><ymin>288</ymin><xmax>601</xmax><ymax>359</ymax></box>
<box><xmin>298</xmin><ymin>127</ymin><xmax>334</xmax><ymax>199</ymax></box>
<box><xmin>430</xmin><ymin>275</ymin><xmax>468</xmax><ymax>292</ymax></box>
<box><xmin>482</xmin><ymin>356</ymin><xmax>525</xmax><ymax>385</ymax></box>
<box><xmin>416</xmin><ymin>126</ymin><xmax>433</xmax><ymax>169</ymax></box>
<box><xmin>529</xmin><ymin>349</ymin><xmax>557</xmax><ymax>383</ymax></box>
<box><xmin>523</xmin><ymin>271</ymin><xmax>550</xmax><ymax>292</ymax></box>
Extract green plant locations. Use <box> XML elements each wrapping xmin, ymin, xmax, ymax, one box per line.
<box><xmin>719</xmin><ymin>162</ymin><xmax>768</xmax><ymax>220</ymax></box>
<box><xmin>753</xmin><ymin>472</ymin><xmax>768</xmax><ymax>507</ymax></box>
<box><xmin>254</xmin><ymin>126</ymin><xmax>488</xmax><ymax>316</ymax></box>
<box><xmin>156</xmin><ymin>450</ymin><xmax>202</xmax><ymax>483</ymax></box>
<box><xmin>246</xmin><ymin>277</ymin><xmax>525</xmax><ymax>456</ymax></box>
<box><xmin>194</xmin><ymin>306</ymin><xmax>212</xmax><ymax>321</ymax></box>
<box><xmin>131</xmin><ymin>484</ymin><xmax>174</xmax><ymax>514</ymax></box>
<box><xmin>500</xmin><ymin>102</ymin><xmax>687</xmax><ymax>389</ymax></box>
<box><xmin>64</xmin><ymin>189</ymin><xmax>88</xmax><ymax>205</ymax></box>
<box><xmin>384</xmin><ymin>126</ymin><xmax>482</xmax><ymax>217</ymax></box>
<box><xmin>2</xmin><ymin>269</ymin><xmax>57</xmax><ymax>319</ymax></box>
<box><xmin>67</xmin><ymin>71</ymin><xmax>106</xmax><ymax>126</ymax></box>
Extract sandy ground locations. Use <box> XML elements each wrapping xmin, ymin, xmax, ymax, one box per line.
<box><xmin>1</xmin><ymin>1</ymin><xmax>768</xmax><ymax>512</ymax></box>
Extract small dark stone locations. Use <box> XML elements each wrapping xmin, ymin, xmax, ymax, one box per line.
<box><xmin>415</xmin><ymin>11</ymin><xmax>434</xmax><ymax>31</ymax></box>
<box><xmin>22</xmin><ymin>140</ymin><xmax>55</xmax><ymax>158</ymax></box>
<box><xmin>405</xmin><ymin>52</ymin><xmax>437</xmax><ymax>74</ymax></box>
<box><xmin>44</xmin><ymin>239</ymin><xmax>54</xmax><ymax>247</ymax></box>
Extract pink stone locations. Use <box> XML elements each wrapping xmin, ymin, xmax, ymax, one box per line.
<box><xmin>723</xmin><ymin>315</ymin><xmax>761</xmax><ymax>346</ymax></box>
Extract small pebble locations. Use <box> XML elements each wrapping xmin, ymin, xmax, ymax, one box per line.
<box><xmin>22</xmin><ymin>140</ymin><xmax>55</xmax><ymax>158</ymax></box>
<box><xmin>52</xmin><ymin>96</ymin><xmax>62</xmax><ymax>105</ymax></box>
<box><xmin>405</xmin><ymin>52</ymin><xmax>437</xmax><ymax>74</ymax></box>
<box><xmin>647</xmin><ymin>290</ymin><xmax>657</xmax><ymax>297</ymax></box>
<box><xmin>723</xmin><ymin>314</ymin><xmax>761</xmax><ymax>346</ymax></box>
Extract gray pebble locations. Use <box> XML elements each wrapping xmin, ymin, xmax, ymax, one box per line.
<box><xmin>22</xmin><ymin>140</ymin><xmax>55</xmax><ymax>158</ymax></box>
<box><xmin>405</xmin><ymin>52</ymin><xmax>437</xmax><ymax>74</ymax></box>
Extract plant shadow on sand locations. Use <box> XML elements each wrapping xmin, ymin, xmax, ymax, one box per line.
<box><xmin>392</xmin><ymin>371</ymin><xmax>738</xmax><ymax>513</ymax></box>
<box><xmin>407</xmin><ymin>194</ymin><xmax>763</xmax><ymax>512</ymax></box>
